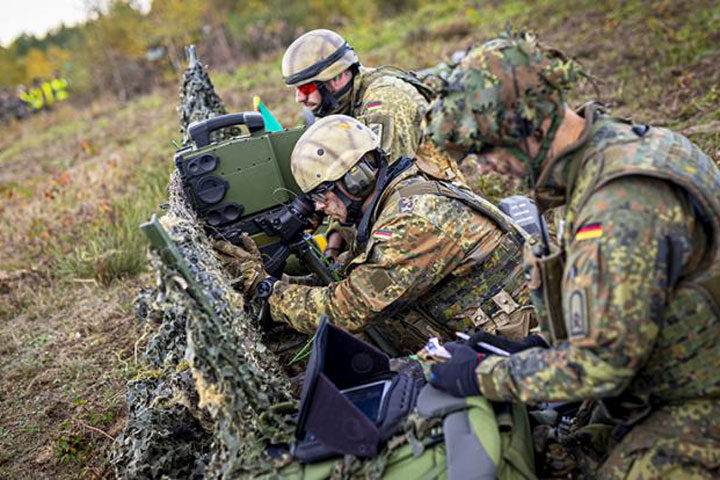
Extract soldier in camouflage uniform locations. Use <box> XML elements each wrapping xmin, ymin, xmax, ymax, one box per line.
<box><xmin>282</xmin><ymin>29</ymin><xmax>464</xmax><ymax>257</ymax></box>
<box><xmin>426</xmin><ymin>31</ymin><xmax>720</xmax><ymax>479</ymax></box>
<box><xmin>215</xmin><ymin>115</ymin><xmax>534</xmax><ymax>355</ymax></box>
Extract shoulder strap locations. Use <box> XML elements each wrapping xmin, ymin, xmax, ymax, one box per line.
<box><xmin>397</xmin><ymin>181</ymin><xmax>530</xmax><ymax>244</ymax></box>
<box><xmin>366</xmin><ymin>66</ymin><xmax>436</xmax><ymax>101</ymax></box>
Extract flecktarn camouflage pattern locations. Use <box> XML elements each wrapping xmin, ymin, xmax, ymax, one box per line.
<box><xmin>427</xmin><ymin>30</ymin><xmax>720</xmax><ymax>479</ymax></box>
<box><xmin>349</xmin><ymin>66</ymin><xmax>431</xmax><ymax>164</ymax></box>
<box><xmin>425</xmin><ymin>29</ymin><xmax>581</xmax><ymax>179</ymax></box>
<box><xmin>269</xmin><ymin>162</ymin><xmax>532</xmax><ymax>354</ymax></box>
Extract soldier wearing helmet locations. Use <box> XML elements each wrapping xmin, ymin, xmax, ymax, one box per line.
<box><xmin>215</xmin><ymin>115</ymin><xmax>535</xmax><ymax>355</ymax></box>
<box><xmin>283</xmin><ymin>29</ymin><xmax>441</xmax><ymax>163</ymax></box>
<box><xmin>426</xmin><ymin>31</ymin><xmax>720</xmax><ymax>478</ymax></box>
<box><xmin>283</xmin><ymin>29</ymin><xmax>464</xmax><ymax>258</ymax></box>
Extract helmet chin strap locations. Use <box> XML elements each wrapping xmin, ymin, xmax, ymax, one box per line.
<box><xmin>315</xmin><ymin>78</ymin><xmax>354</xmax><ymax>116</ymax></box>
<box><xmin>507</xmin><ymin>114</ymin><xmax>560</xmax><ymax>257</ymax></box>
<box><xmin>356</xmin><ymin>155</ymin><xmax>414</xmax><ymax>247</ymax></box>
<box><xmin>333</xmin><ymin>187</ymin><xmax>365</xmax><ymax>225</ymax></box>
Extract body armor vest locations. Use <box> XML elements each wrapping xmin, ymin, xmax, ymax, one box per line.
<box><xmin>361</xmin><ymin>173</ymin><xmax>533</xmax><ymax>353</ymax></box>
<box><xmin>543</xmin><ymin>117</ymin><xmax>720</xmax><ymax>402</ymax></box>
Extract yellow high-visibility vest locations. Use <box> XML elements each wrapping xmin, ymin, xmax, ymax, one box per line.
<box><xmin>29</xmin><ymin>87</ymin><xmax>44</xmax><ymax>110</ymax></box>
<box><xmin>41</xmin><ymin>81</ymin><xmax>55</xmax><ymax>106</ymax></box>
<box><xmin>51</xmin><ymin>77</ymin><xmax>68</xmax><ymax>101</ymax></box>
<box><xmin>19</xmin><ymin>91</ymin><xmax>33</xmax><ymax>107</ymax></box>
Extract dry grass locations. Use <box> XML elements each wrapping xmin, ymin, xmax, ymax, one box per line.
<box><xmin>0</xmin><ymin>0</ymin><xmax>718</xmax><ymax>477</ymax></box>
<box><xmin>0</xmin><ymin>275</ymin><xmax>142</xmax><ymax>478</ymax></box>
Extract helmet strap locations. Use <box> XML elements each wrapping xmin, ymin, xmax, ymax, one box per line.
<box><xmin>315</xmin><ymin>82</ymin><xmax>339</xmax><ymax>116</ymax></box>
<box><xmin>356</xmin><ymin>155</ymin><xmax>413</xmax><ymax>247</ymax></box>
<box><xmin>511</xmin><ymin>112</ymin><xmax>561</xmax><ymax>256</ymax></box>
<box><xmin>531</xmin><ymin>112</ymin><xmax>562</xmax><ymax>180</ymax></box>
<box><xmin>333</xmin><ymin>187</ymin><xmax>365</xmax><ymax>225</ymax></box>
<box><xmin>315</xmin><ymin>72</ymin><xmax>355</xmax><ymax>116</ymax></box>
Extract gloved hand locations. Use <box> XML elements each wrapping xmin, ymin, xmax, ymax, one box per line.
<box><xmin>468</xmin><ymin>331</ymin><xmax>549</xmax><ymax>355</ymax></box>
<box><xmin>429</xmin><ymin>343</ymin><xmax>484</xmax><ymax>397</ymax></box>
<box><xmin>213</xmin><ymin>234</ymin><xmax>266</xmax><ymax>294</ymax></box>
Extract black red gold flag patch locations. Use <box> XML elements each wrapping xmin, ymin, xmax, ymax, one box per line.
<box><xmin>575</xmin><ymin>223</ymin><xmax>602</xmax><ymax>241</ymax></box>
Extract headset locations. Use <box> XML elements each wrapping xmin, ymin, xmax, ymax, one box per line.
<box><xmin>341</xmin><ymin>155</ymin><xmax>378</xmax><ymax>197</ymax></box>
<box><xmin>331</xmin><ymin>150</ymin><xmax>382</xmax><ymax>225</ymax></box>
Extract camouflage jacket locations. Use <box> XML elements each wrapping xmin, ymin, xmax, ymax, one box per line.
<box><xmin>347</xmin><ymin>66</ymin><xmax>464</xmax><ymax>183</ymax></box>
<box><xmin>476</xmin><ymin>106</ymin><xmax>720</xmax><ymax>408</ymax></box>
<box><xmin>348</xmin><ymin>66</ymin><xmax>430</xmax><ymax>162</ymax></box>
<box><xmin>269</xmin><ymin>165</ymin><xmax>530</xmax><ymax>354</ymax></box>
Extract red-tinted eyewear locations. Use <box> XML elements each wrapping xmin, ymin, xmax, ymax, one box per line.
<box><xmin>297</xmin><ymin>82</ymin><xmax>319</xmax><ymax>96</ymax></box>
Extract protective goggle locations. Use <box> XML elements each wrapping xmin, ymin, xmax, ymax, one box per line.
<box><xmin>297</xmin><ymin>82</ymin><xmax>319</xmax><ymax>96</ymax></box>
<box><xmin>308</xmin><ymin>182</ymin><xmax>335</xmax><ymax>203</ymax></box>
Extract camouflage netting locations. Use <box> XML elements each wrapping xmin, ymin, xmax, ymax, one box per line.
<box><xmin>178</xmin><ymin>45</ymin><xmax>242</xmax><ymax>145</ymax></box>
<box><xmin>112</xmin><ymin>46</ymin><xmax>296</xmax><ymax>478</ymax></box>
<box><xmin>112</xmin><ymin>45</ymin><xmax>444</xmax><ymax>480</ymax></box>
<box><xmin>112</xmin><ymin>173</ymin><xmax>301</xmax><ymax>478</ymax></box>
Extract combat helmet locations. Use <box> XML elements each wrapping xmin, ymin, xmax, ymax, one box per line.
<box><xmin>283</xmin><ymin>29</ymin><xmax>359</xmax><ymax>86</ymax></box>
<box><xmin>425</xmin><ymin>30</ymin><xmax>581</xmax><ymax>183</ymax></box>
<box><xmin>282</xmin><ymin>29</ymin><xmax>360</xmax><ymax>115</ymax></box>
<box><xmin>291</xmin><ymin>115</ymin><xmax>379</xmax><ymax>193</ymax></box>
<box><xmin>292</xmin><ymin>115</ymin><xmax>382</xmax><ymax>224</ymax></box>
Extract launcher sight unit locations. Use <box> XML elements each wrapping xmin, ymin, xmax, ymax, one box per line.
<box><xmin>174</xmin><ymin>112</ymin><xmax>333</xmax><ymax>279</ymax></box>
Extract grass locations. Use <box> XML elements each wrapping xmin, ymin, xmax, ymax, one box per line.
<box><xmin>50</xmin><ymin>161</ymin><xmax>171</xmax><ymax>284</ymax></box>
<box><xmin>1</xmin><ymin>0</ymin><xmax>719</xmax><ymax>477</ymax></box>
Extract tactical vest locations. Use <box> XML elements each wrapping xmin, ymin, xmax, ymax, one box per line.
<box><xmin>541</xmin><ymin>117</ymin><xmax>720</xmax><ymax>403</ymax></box>
<box><xmin>363</xmin><ymin>172</ymin><xmax>534</xmax><ymax>353</ymax></box>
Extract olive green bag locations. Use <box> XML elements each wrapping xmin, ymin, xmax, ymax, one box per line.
<box><xmin>276</xmin><ymin>385</ymin><xmax>536</xmax><ymax>480</ymax></box>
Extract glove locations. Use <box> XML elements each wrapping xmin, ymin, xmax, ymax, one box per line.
<box><xmin>429</xmin><ymin>343</ymin><xmax>483</xmax><ymax>397</ymax></box>
<box><xmin>213</xmin><ymin>234</ymin><xmax>266</xmax><ymax>294</ymax></box>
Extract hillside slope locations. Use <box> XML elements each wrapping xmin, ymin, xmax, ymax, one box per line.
<box><xmin>1</xmin><ymin>0</ymin><xmax>718</xmax><ymax>477</ymax></box>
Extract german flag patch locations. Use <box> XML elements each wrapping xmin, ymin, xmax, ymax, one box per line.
<box><xmin>575</xmin><ymin>223</ymin><xmax>602</xmax><ymax>241</ymax></box>
<box><xmin>372</xmin><ymin>229</ymin><xmax>393</xmax><ymax>240</ymax></box>
<box><xmin>366</xmin><ymin>101</ymin><xmax>383</xmax><ymax>111</ymax></box>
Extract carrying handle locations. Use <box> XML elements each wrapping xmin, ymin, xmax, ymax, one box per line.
<box><xmin>189</xmin><ymin>112</ymin><xmax>265</xmax><ymax>147</ymax></box>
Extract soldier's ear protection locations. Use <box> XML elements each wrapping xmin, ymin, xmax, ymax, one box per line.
<box><xmin>340</xmin><ymin>153</ymin><xmax>378</xmax><ymax>197</ymax></box>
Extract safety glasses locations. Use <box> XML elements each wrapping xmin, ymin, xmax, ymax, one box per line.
<box><xmin>297</xmin><ymin>82</ymin><xmax>319</xmax><ymax>96</ymax></box>
<box><xmin>308</xmin><ymin>182</ymin><xmax>335</xmax><ymax>203</ymax></box>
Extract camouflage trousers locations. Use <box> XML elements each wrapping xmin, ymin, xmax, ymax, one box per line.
<box><xmin>598</xmin><ymin>398</ymin><xmax>720</xmax><ymax>479</ymax></box>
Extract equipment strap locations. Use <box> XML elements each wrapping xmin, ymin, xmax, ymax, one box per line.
<box><xmin>361</xmin><ymin>66</ymin><xmax>436</xmax><ymax>102</ymax></box>
<box><xmin>397</xmin><ymin>181</ymin><xmax>530</xmax><ymax>244</ymax></box>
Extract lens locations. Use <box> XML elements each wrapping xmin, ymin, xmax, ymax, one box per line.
<box><xmin>297</xmin><ymin>82</ymin><xmax>318</xmax><ymax>96</ymax></box>
<box><xmin>309</xmin><ymin>182</ymin><xmax>333</xmax><ymax>203</ymax></box>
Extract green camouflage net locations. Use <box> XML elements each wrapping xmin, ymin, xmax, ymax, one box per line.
<box><xmin>112</xmin><ymin>44</ymin><xmax>448</xmax><ymax>480</ymax></box>
<box><xmin>112</xmin><ymin>171</ymin><xmax>298</xmax><ymax>478</ymax></box>
<box><xmin>178</xmin><ymin>45</ymin><xmax>241</xmax><ymax>145</ymax></box>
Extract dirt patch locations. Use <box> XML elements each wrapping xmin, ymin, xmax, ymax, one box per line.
<box><xmin>0</xmin><ymin>276</ymin><xmax>143</xmax><ymax>478</ymax></box>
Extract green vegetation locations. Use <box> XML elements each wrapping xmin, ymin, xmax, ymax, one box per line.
<box><xmin>0</xmin><ymin>0</ymin><xmax>718</xmax><ymax>477</ymax></box>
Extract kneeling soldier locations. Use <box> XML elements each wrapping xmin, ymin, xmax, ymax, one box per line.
<box><xmin>426</xmin><ymin>31</ymin><xmax>720</xmax><ymax>479</ymax></box>
<box><xmin>217</xmin><ymin>115</ymin><xmax>534</xmax><ymax>355</ymax></box>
